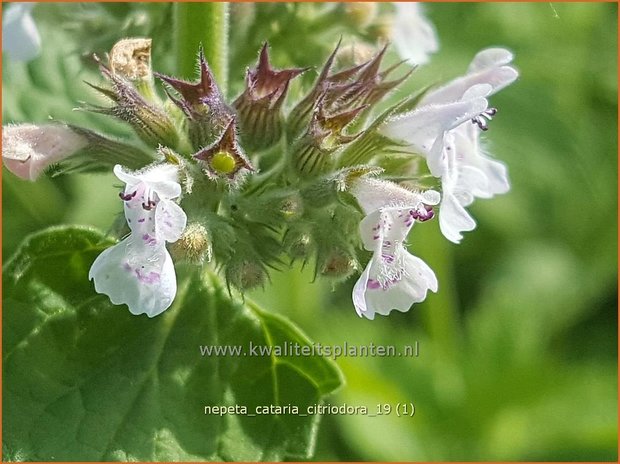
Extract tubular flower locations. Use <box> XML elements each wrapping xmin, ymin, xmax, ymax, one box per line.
<box><xmin>2</xmin><ymin>124</ymin><xmax>89</xmax><ymax>180</ymax></box>
<box><xmin>350</xmin><ymin>177</ymin><xmax>440</xmax><ymax>319</ymax></box>
<box><xmin>89</xmin><ymin>164</ymin><xmax>187</xmax><ymax>317</ymax></box>
<box><xmin>379</xmin><ymin>48</ymin><xmax>518</xmax><ymax>243</ymax></box>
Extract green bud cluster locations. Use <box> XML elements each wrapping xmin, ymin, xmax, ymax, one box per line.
<box><xmin>69</xmin><ymin>37</ymin><xmax>420</xmax><ymax>293</ymax></box>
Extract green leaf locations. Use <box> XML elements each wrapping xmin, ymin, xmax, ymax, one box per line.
<box><xmin>3</xmin><ymin>226</ymin><xmax>343</xmax><ymax>461</ymax></box>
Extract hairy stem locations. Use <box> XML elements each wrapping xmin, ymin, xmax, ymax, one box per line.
<box><xmin>174</xmin><ymin>2</ymin><xmax>229</xmax><ymax>96</ymax></box>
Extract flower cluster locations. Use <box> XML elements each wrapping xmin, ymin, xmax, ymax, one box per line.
<box><xmin>2</xmin><ymin>26</ymin><xmax>517</xmax><ymax>318</ymax></box>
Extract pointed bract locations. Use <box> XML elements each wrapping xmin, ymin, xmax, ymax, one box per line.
<box><xmin>243</xmin><ymin>43</ymin><xmax>307</xmax><ymax>107</ymax></box>
<box><xmin>156</xmin><ymin>48</ymin><xmax>234</xmax><ymax>149</ymax></box>
<box><xmin>288</xmin><ymin>42</ymin><xmax>412</xmax><ymax>142</ymax></box>
<box><xmin>88</xmin><ymin>56</ymin><xmax>179</xmax><ymax>149</ymax></box>
<box><xmin>234</xmin><ymin>43</ymin><xmax>307</xmax><ymax>151</ymax></box>
<box><xmin>193</xmin><ymin>119</ymin><xmax>254</xmax><ymax>181</ymax></box>
<box><xmin>291</xmin><ymin>96</ymin><xmax>366</xmax><ymax>176</ymax></box>
<box><xmin>156</xmin><ymin>48</ymin><xmax>223</xmax><ymax>112</ymax></box>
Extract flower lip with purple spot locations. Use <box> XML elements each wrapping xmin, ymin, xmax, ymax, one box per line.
<box><xmin>142</xmin><ymin>233</ymin><xmax>158</xmax><ymax>246</ymax></box>
<box><xmin>89</xmin><ymin>164</ymin><xmax>188</xmax><ymax>318</ymax></box>
<box><xmin>135</xmin><ymin>269</ymin><xmax>161</xmax><ymax>284</ymax></box>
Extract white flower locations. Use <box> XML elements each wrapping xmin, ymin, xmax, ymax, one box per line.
<box><xmin>89</xmin><ymin>164</ymin><xmax>187</xmax><ymax>317</ymax></box>
<box><xmin>437</xmin><ymin>121</ymin><xmax>511</xmax><ymax>243</ymax></box>
<box><xmin>2</xmin><ymin>3</ymin><xmax>41</xmax><ymax>62</ymax></box>
<box><xmin>421</xmin><ymin>48</ymin><xmax>518</xmax><ymax>107</ymax></box>
<box><xmin>436</xmin><ymin>131</ymin><xmax>486</xmax><ymax>243</ymax></box>
<box><xmin>392</xmin><ymin>2</ymin><xmax>439</xmax><ymax>66</ymax></box>
<box><xmin>379</xmin><ymin>84</ymin><xmax>491</xmax><ymax>176</ymax></box>
<box><xmin>2</xmin><ymin>124</ymin><xmax>89</xmax><ymax>181</ymax></box>
<box><xmin>379</xmin><ymin>48</ymin><xmax>518</xmax><ymax>243</ymax></box>
<box><xmin>350</xmin><ymin>177</ymin><xmax>439</xmax><ymax>319</ymax></box>
<box><xmin>449</xmin><ymin>121</ymin><xmax>510</xmax><ymax>199</ymax></box>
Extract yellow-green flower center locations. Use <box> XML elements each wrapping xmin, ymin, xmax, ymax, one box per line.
<box><xmin>210</xmin><ymin>151</ymin><xmax>236</xmax><ymax>174</ymax></box>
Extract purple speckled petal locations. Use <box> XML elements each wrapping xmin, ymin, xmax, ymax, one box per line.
<box><xmin>89</xmin><ymin>235</ymin><xmax>177</xmax><ymax>317</ymax></box>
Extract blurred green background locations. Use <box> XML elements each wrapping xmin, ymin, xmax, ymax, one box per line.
<box><xmin>2</xmin><ymin>2</ymin><xmax>617</xmax><ymax>461</ymax></box>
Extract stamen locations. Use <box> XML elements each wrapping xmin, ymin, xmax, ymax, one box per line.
<box><xmin>471</xmin><ymin>107</ymin><xmax>498</xmax><ymax>131</ymax></box>
<box><xmin>471</xmin><ymin>116</ymin><xmax>488</xmax><ymax>131</ymax></box>
<box><xmin>142</xmin><ymin>200</ymin><xmax>156</xmax><ymax>210</ymax></box>
<box><xmin>410</xmin><ymin>205</ymin><xmax>434</xmax><ymax>222</ymax></box>
<box><xmin>119</xmin><ymin>190</ymin><xmax>137</xmax><ymax>201</ymax></box>
<box><xmin>140</xmin><ymin>186</ymin><xmax>158</xmax><ymax>210</ymax></box>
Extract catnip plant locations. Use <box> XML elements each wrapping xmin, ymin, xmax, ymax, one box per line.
<box><xmin>1</xmin><ymin>3</ymin><xmax>528</xmax><ymax>461</ymax></box>
<box><xmin>2</xmin><ymin>5</ymin><xmax>517</xmax><ymax>321</ymax></box>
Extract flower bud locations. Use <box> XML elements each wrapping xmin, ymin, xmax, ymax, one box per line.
<box><xmin>87</xmin><ymin>56</ymin><xmax>179</xmax><ymax>150</ymax></box>
<box><xmin>156</xmin><ymin>47</ymin><xmax>235</xmax><ymax>150</ymax></box>
<box><xmin>318</xmin><ymin>247</ymin><xmax>358</xmax><ymax>281</ymax></box>
<box><xmin>169</xmin><ymin>223</ymin><xmax>212</xmax><ymax>264</ymax></box>
<box><xmin>278</xmin><ymin>193</ymin><xmax>304</xmax><ymax>221</ymax></box>
<box><xmin>290</xmin><ymin>97</ymin><xmax>365</xmax><ymax>176</ymax></box>
<box><xmin>287</xmin><ymin>40</ymin><xmax>367</xmax><ymax>141</ymax></box>
<box><xmin>287</xmin><ymin>42</ymin><xmax>410</xmax><ymax>145</ymax></box>
<box><xmin>2</xmin><ymin>123</ymin><xmax>153</xmax><ymax>180</ymax></box>
<box><xmin>283</xmin><ymin>225</ymin><xmax>314</xmax><ymax>259</ymax></box>
<box><xmin>193</xmin><ymin>119</ymin><xmax>254</xmax><ymax>183</ymax></box>
<box><xmin>233</xmin><ymin>43</ymin><xmax>306</xmax><ymax>152</ymax></box>
<box><xmin>226</xmin><ymin>259</ymin><xmax>267</xmax><ymax>291</ymax></box>
<box><xmin>2</xmin><ymin>124</ymin><xmax>88</xmax><ymax>180</ymax></box>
